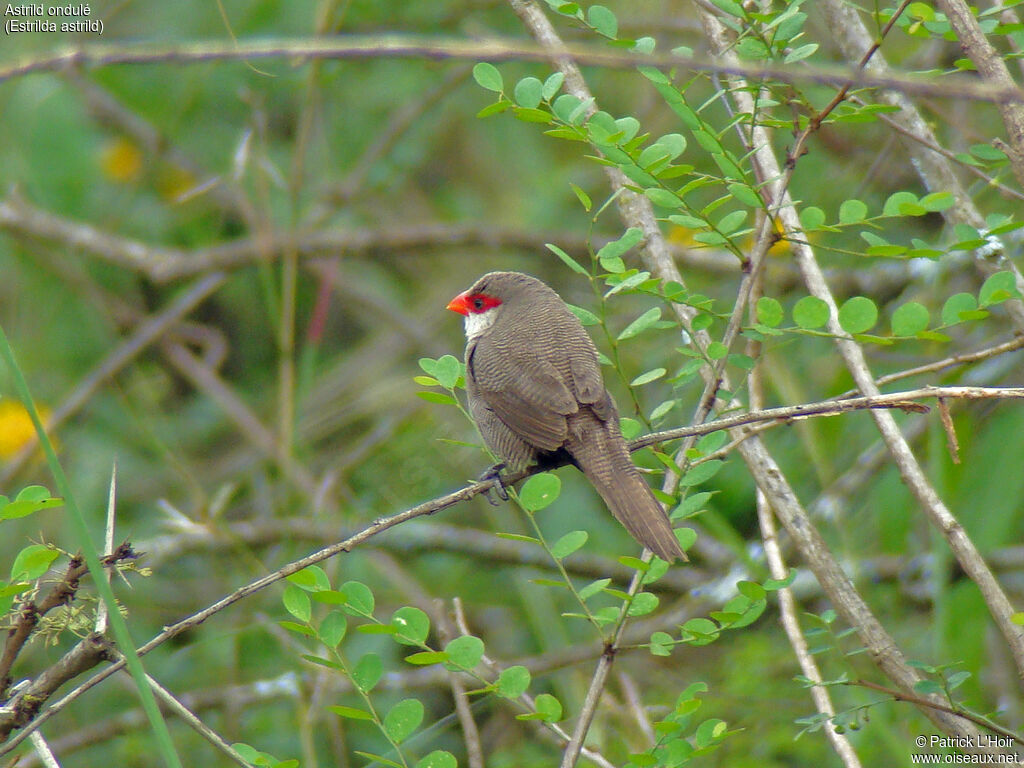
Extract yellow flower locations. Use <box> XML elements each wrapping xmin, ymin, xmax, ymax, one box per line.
<box><xmin>100</xmin><ymin>137</ymin><xmax>143</xmax><ymax>183</ymax></box>
<box><xmin>0</xmin><ymin>400</ymin><xmax>52</xmax><ymax>459</ymax></box>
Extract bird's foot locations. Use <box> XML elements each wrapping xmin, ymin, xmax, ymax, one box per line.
<box><xmin>478</xmin><ymin>463</ymin><xmax>509</xmax><ymax>505</ymax></box>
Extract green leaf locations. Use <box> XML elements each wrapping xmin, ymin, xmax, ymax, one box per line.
<box><xmin>352</xmin><ymin>653</ymin><xmax>383</xmax><ymax>692</ymax></box>
<box><xmin>542</xmin><ymin>72</ymin><xmax>565</xmax><ymax>100</ymax></box>
<box><xmin>672</xmin><ymin>491</ymin><xmax>712</xmax><ymax>520</ymax></box>
<box><xmin>627</xmin><ymin>592</ymin><xmax>659</xmax><ymax>617</ymax></box>
<box><xmin>519</xmin><ymin>472</ymin><xmax>561</xmax><ymax>512</ymax></box>
<box><xmin>533</xmin><ymin>693</ymin><xmax>563</xmax><ymax>722</ymax></box>
<box><xmin>597</xmin><ymin>227</ymin><xmax>644</xmax><ymax>265</ymax></box>
<box><xmin>792</xmin><ymin>296</ymin><xmax>830</xmax><ymax>329</ymax></box>
<box><xmin>979</xmin><ymin>270</ymin><xmax>1018</xmax><ymax>306</ymax></box>
<box><xmin>588</xmin><ymin>5</ymin><xmax>618</xmax><ymax>37</ymax></box>
<box><xmin>514</xmin><ymin>107</ymin><xmax>552</xmax><ymax>124</ymax></box>
<box><xmin>920</xmin><ymin>191</ymin><xmax>954</xmax><ymax>212</ymax></box>
<box><xmin>287</xmin><ymin>566</ymin><xmax>330</xmax><ymax>592</ymax></box>
<box><xmin>716</xmin><ymin>210</ymin><xmax>747</xmax><ymax>235</ymax></box>
<box><xmin>578</xmin><ymin>578</ymin><xmax>611</xmax><ymax>600</ymax></box>
<box><xmin>514</xmin><ymin>76</ymin><xmax>544</xmax><ymax>109</ymax></box>
<box><xmin>302</xmin><ymin>654</ymin><xmax>341</xmax><ymax>670</ymax></box>
<box><xmin>618</xmin><ymin>307</ymin><xmax>662</xmax><ymax>340</ymax></box>
<box><xmin>784</xmin><ymin>43</ymin><xmax>818</xmax><ymax>63</ymax></box>
<box><xmin>15</xmin><ymin>486</ymin><xmax>51</xmax><ymax>502</ymax></box>
<box><xmin>433</xmin><ymin>355</ymin><xmax>462</xmax><ymax>389</ymax></box>
<box><xmin>476</xmin><ymin>99</ymin><xmax>512</xmax><ymax>119</ymax></box>
<box><xmin>883</xmin><ymin>191</ymin><xmax>918</xmax><ymax>217</ymax></box>
<box><xmin>941</xmin><ymin>293</ymin><xmax>978</xmax><ymax>325</ymax></box>
<box><xmin>279</xmin><ymin>620</ymin><xmax>316</xmax><ymax>637</ymax></box>
<box><xmin>838</xmin><ymin>296</ymin><xmax>878</xmax><ymax>334</ymax></box>
<box><xmin>445</xmin><ymin>635</ymin><xmax>485</xmax><ymax>670</ymax></box>
<box><xmin>354</xmin><ymin>752</ymin><xmax>403</xmax><ymax>768</ymax></box>
<box><xmin>568</xmin><ymin>182</ymin><xmax>591</xmax><ymax>211</ymax></box>
<box><xmin>631</xmin><ymin>367</ymin><xmax>667</xmax><ymax>386</ymax></box>
<box><xmin>546</xmin><ymin>243</ymin><xmax>588</xmax><ymax>275</ymax></box>
<box><xmin>416</xmin><ymin>751</ymin><xmax>458</xmax><ymax>768</ymax></box>
<box><xmin>0</xmin><ymin>496</ymin><xmax>62</xmax><ymax>520</ymax></box>
<box><xmin>755</xmin><ymin>296</ymin><xmax>784</xmax><ymax>327</ymax></box>
<box><xmin>675</xmin><ymin>527</ymin><xmax>698</xmax><ymax>552</ymax></box>
<box><xmin>384</xmin><ymin>699</ymin><xmax>424</xmax><ymax>743</ymax></box>
<box><xmin>891</xmin><ymin>302</ymin><xmax>930</xmax><ymax>336</ymax></box>
<box><xmin>329</xmin><ymin>705</ymin><xmax>374</xmax><ymax>721</ymax></box>
<box><xmin>913</xmin><ymin>680</ymin><xmax>943</xmax><ymax>696</ymax></box>
<box><xmin>737</xmin><ymin>580</ymin><xmax>766</xmax><ymax>601</ymax></box>
<box><xmin>679</xmin><ymin>460</ymin><xmax>723</xmax><ymax>487</ymax></box>
<box><xmin>800</xmin><ymin>206</ymin><xmax>826</xmax><ymax>231</ymax></box>
<box><xmin>728</xmin><ymin>182</ymin><xmax>762</xmax><ymax>208</ymax></box>
<box><xmin>497</xmin><ymin>665</ymin><xmax>532</xmax><ymax>698</ymax></box>
<box><xmin>9</xmin><ymin>545</ymin><xmax>59</xmax><ymax>581</ymax></box>
<box><xmin>283</xmin><ymin>585</ymin><xmax>311</xmax><ymax>623</ymax></box>
<box><xmin>318</xmin><ymin>612</ymin><xmax>347</xmax><ymax>648</ymax></box>
<box><xmin>645</xmin><ymin>188</ymin><xmax>685</xmax><ymax>209</ymax></box>
<box><xmin>838</xmin><ymin>199</ymin><xmax>868</xmax><ymax>224</ymax></box>
<box><xmin>341</xmin><ymin>581</ymin><xmax>375</xmax><ymax>616</ymax></box>
<box><xmin>763</xmin><ymin>570</ymin><xmax>797</xmax><ymax>590</ymax></box>
<box><xmin>472</xmin><ymin>63</ymin><xmax>503</xmax><ymax>92</ymax></box>
<box><xmin>566</xmin><ymin>303</ymin><xmax>600</xmax><ymax>326</ymax></box>
<box><xmin>417</xmin><ymin>392</ymin><xmax>457</xmax><ymax>406</ymax></box>
<box><xmin>649</xmin><ymin>399</ymin><xmax>676</xmax><ymax>421</ymax></box>
<box><xmin>391</xmin><ymin>606</ymin><xmax>431</xmax><ymax>646</ymax></box>
<box><xmin>404</xmin><ymin>650</ymin><xmax>449</xmax><ymax>665</ymax></box>
<box><xmin>681</xmin><ymin>617</ymin><xmax>720</xmax><ymax>645</ymax></box>
<box><xmin>551</xmin><ymin>530</ymin><xmax>588</xmax><ymax>559</ymax></box>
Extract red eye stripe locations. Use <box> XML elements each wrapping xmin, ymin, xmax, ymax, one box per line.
<box><xmin>465</xmin><ymin>293</ymin><xmax>502</xmax><ymax>313</ymax></box>
<box><xmin>446</xmin><ymin>291</ymin><xmax>502</xmax><ymax>315</ymax></box>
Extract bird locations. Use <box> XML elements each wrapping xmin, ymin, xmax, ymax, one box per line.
<box><xmin>446</xmin><ymin>271</ymin><xmax>686</xmax><ymax>562</ymax></box>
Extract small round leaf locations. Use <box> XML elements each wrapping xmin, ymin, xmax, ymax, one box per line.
<box><xmin>384</xmin><ymin>698</ymin><xmax>424</xmax><ymax>743</ymax></box>
<box><xmin>519</xmin><ymin>473</ymin><xmax>561</xmax><ymax>512</ymax></box>
<box><xmin>838</xmin><ymin>296</ymin><xmax>878</xmax><ymax>334</ymax></box>
<box><xmin>792</xmin><ymin>296</ymin><xmax>830</xmax><ymax>329</ymax></box>
<box><xmin>472</xmin><ymin>63</ymin><xmax>503</xmax><ymax>92</ymax></box>
<box><xmin>891</xmin><ymin>302</ymin><xmax>929</xmax><ymax>337</ymax></box>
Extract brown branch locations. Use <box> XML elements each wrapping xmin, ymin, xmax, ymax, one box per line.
<box><xmin>849</xmin><ymin>679</ymin><xmax>1024</xmax><ymax>748</ymax></box>
<box><xmin>0</xmin><ymin>544</ymin><xmax>136</xmax><ymax>701</ymax></box>
<box><xmin>0</xmin><ymin>634</ymin><xmax>116</xmax><ymax>738</ymax></box>
<box><xmin>1</xmin><ymin>35</ymin><xmax>1023</xmax><ymax>104</ymax></box>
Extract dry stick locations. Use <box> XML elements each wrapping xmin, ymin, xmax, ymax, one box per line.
<box><xmin>434</xmin><ymin>600</ymin><xmax>484</xmax><ymax>768</ymax></box>
<box><xmin>161</xmin><ymin>340</ymin><xmax>319</xmax><ymax>498</ymax></box>
<box><xmin>750</xmin><ymin>338</ymin><xmax>862</xmax><ymax>767</ymax></box>
<box><xmin>706</xmin><ymin>8</ymin><xmax>1024</xmax><ymax>686</ymax></box>
<box><xmin>3</xmin><ymin>35</ymin><xmax>1024</xmax><ymax>103</ymax></box>
<box><xmin>850</xmin><ymin>680</ymin><xmax>1024</xmax><ymax>747</ymax></box>
<box><xmin>139</xmin><ymin>672</ymin><xmax>250</xmax><ymax>767</ymax></box>
<box><xmin>0</xmin><ymin>195</ymin><xmax>588</xmax><ymax>282</ymax></box>
<box><xmin>934</xmin><ymin>0</ymin><xmax>1024</xmax><ymax>188</ymax></box>
<box><xmin>450</xmin><ymin>599</ymin><xmax>617</xmax><ymax>768</ymax></box>
<box><xmin>0</xmin><ymin>271</ymin><xmax>226</xmax><ymax>486</ymax></box>
<box><xmin>820</xmin><ymin>0</ymin><xmax>1024</xmax><ymax>338</ymax></box>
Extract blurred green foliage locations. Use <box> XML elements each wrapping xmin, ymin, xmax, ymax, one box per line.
<box><xmin>1</xmin><ymin>0</ymin><xmax>1023</xmax><ymax>766</ymax></box>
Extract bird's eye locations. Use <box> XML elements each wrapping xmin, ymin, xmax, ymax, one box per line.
<box><xmin>472</xmin><ymin>297</ymin><xmax>485</xmax><ymax>310</ymax></box>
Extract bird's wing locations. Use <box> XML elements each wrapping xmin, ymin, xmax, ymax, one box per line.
<box><xmin>468</xmin><ymin>339</ymin><xmax>576</xmax><ymax>452</ymax></box>
<box><xmin>568</xmin><ymin>354</ymin><xmax>616</xmax><ymax>423</ymax></box>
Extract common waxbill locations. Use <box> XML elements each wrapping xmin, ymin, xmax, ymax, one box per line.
<box><xmin>447</xmin><ymin>271</ymin><xmax>686</xmax><ymax>562</ymax></box>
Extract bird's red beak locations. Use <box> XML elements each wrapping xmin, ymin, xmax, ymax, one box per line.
<box><xmin>446</xmin><ymin>292</ymin><xmax>471</xmax><ymax>316</ymax></box>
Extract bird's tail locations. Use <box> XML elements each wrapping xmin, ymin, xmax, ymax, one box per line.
<box><xmin>567</xmin><ymin>413</ymin><xmax>687</xmax><ymax>563</ymax></box>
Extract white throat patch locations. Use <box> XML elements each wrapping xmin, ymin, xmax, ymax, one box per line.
<box><xmin>463</xmin><ymin>308</ymin><xmax>498</xmax><ymax>340</ymax></box>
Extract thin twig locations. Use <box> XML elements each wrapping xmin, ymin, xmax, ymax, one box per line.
<box><xmin>1</xmin><ymin>35</ymin><xmax>1023</xmax><ymax>103</ymax></box>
